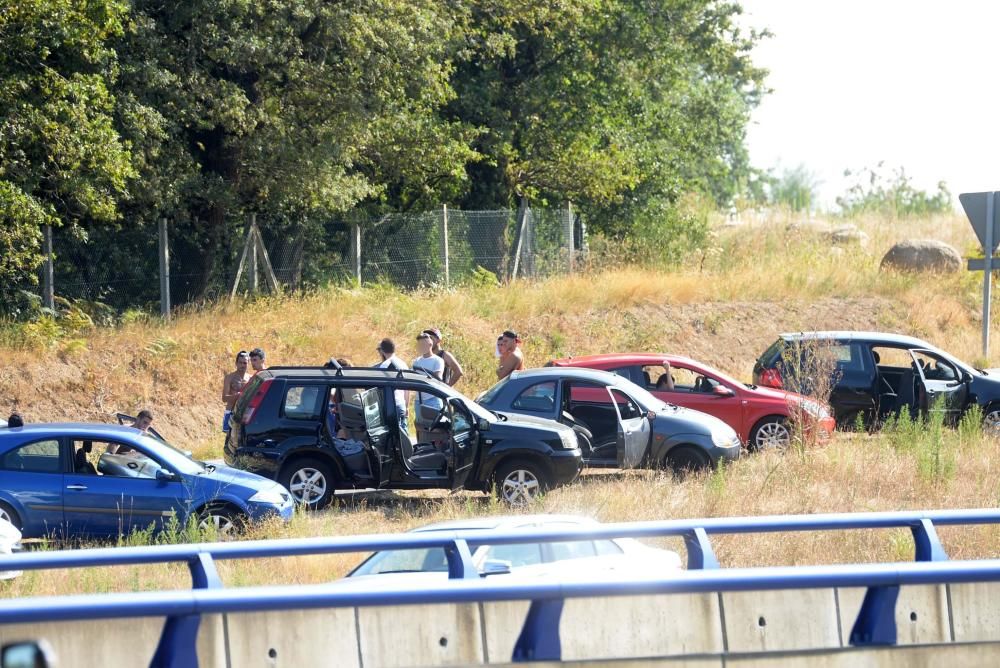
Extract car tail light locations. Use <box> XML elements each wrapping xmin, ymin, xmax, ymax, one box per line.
<box><xmin>760</xmin><ymin>368</ymin><xmax>782</xmax><ymax>389</ymax></box>
<box><xmin>242</xmin><ymin>379</ymin><xmax>273</xmax><ymax>425</ymax></box>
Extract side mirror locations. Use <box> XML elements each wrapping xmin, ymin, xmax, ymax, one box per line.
<box><xmin>2</xmin><ymin>641</ymin><xmax>54</xmax><ymax>668</ymax></box>
<box><xmin>476</xmin><ymin>418</ymin><xmax>491</xmax><ymax>432</ymax></box>
<box><xmin>713</xmin><ymin>385</ymin><xmax>735</xmax><ymax>398</ymax></box>
<box><xmin>155</xmin><ymin>468</ymin><xmax>179</xmax><ymax>482</ymax></box>
<box><xmin>480</xmin><ymin>559</ymin><xmax>512</xmax><ymax>577</ymax></box>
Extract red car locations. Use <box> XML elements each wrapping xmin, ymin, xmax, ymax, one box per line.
<box><xmin>548</xmin><ymin>354</ymin><xmax>835</xmax><ymax>450</ymax></box>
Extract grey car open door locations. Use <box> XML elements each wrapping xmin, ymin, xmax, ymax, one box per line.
<box><xmin>608</xmin><ymin>388</ymin><xmax>650</xmax><ymax>468</ymax></box>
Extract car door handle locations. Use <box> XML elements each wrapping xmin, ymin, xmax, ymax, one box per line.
<box><xmin>66</xmin><ymin>484</ymin><xmax>88</xmax><ymax>491</ymax></box>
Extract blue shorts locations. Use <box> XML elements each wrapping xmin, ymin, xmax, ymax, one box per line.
<box><xmin>223</xmin><ymin>410</ymin><xmax>232</xmax><ymax>433</ymax></box>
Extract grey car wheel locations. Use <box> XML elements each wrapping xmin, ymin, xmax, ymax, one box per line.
<box><xmin>983</xmin><ymin>406</ymin><xmax>1000</xmax><ymax>433</ymax></box>
<box><xmin>750</xmin><ymin>417</ymin><xmax>792</xmax><ymax>451</ymax></box>
<box><xmin>198</xmin><ymin>508</ymin><xmax>241</xmax><ymax>538</ymax></box>
<box><xmin>0</xmin><ymin>503</ymin><xmax>20</xmax><ymax>532</ymax></box>
<box><xmin>495</xmin><ymin>460</ymin><xmax>548</xmax><ymax>505</ymax></box>
<box><xmin>280</xmin><ymin>458</ymin><xmax>334</xmax><ymax>510</ymax></box>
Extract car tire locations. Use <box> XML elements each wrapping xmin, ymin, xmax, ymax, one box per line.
<box><xmin>748</xmin><ymin>416</ymin><xmax>792</xmax><ymax>451</ymax></box>
<box><xmin>664</xmin><ymin>446</ymin><xmax>711</xmax><ymax>475</ymax></box>
<box><xmin>198</xmin><ymin>506</ymin><xmax>244</xmax><ymax>538</ymax></box>
<box><xmin>983</xmin><ymin>404</ymin><xmax>1000</xmax><ymax>433</ymax></box>
<box><xmin>0</xmin><ymin>502</ymin><xmax>21</xmax><ymax>532</ymax></box>
<box><xmin>280</xmin><ymin>458</ymin><xmax>335</xmax><ymax>510</ymax></box>
<box><xmin>494</xmin><ymin>459</ymin><xmax>549</xmax><ymax>506</ymax></box>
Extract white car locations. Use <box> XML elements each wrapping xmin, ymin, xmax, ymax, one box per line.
<box><xmin>0</xmin><ymin>516</ymin><xmax>22</xmax><ymax>581</ymax></box>
<box><xmin>344</xmin><ymin>515</ymin><xmax>681</xmax><ymax>583</ymax></box>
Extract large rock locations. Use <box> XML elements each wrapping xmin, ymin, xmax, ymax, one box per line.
<box><xmin>828</xmin><ymin>224</ymin><xmax>869</xmax><ymax>248</ymax></box>
<box><xmin>880</xmin><ymin>239</ymin><xmax>962</xmax><ymax>273</ymax></box>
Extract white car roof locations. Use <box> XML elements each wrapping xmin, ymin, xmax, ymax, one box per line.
<box><xmin>411</xmin><ymin>514</ymin><xmax>600</xmax><ymax>533</ymax></box>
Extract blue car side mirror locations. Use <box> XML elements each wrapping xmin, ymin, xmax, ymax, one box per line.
<box><xmin>155</xmin><ymin>468</ymin><xmax>179</xmax><ymax>482</ymax></box>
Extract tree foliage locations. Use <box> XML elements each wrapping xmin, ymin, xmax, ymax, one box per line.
<box><xmin>1</xmin><ymin>0</ymin><xmax>766</xmax><ymax>311</ymax></box>
<box><xmin>837</xmin><ymin>163</ymin><xmax>952</xmax><ymax>219</ymax></box>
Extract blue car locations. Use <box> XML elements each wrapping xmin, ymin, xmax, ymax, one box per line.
<box><xmin>0</xmin><ymin>423</ymin><xmax>294</xmax><ymax>539</ymax></box>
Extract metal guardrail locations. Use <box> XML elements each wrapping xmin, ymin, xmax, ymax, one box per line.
<box><xmin>2</xmin><ymin>508</ymin><xmax>1000</xmax><ymax>667</ymax></box>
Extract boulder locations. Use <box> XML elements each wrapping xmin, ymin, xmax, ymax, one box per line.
<box><xmin>880</xmin><ymin>239</ymin><xmax>962</xmax><ymax>273</ymax></box>
<box><xmin>787</xmin><ymin>219</ymin><xmax>832</xmax><ymax>235</ymax></box>
<box><xmin>828</xmin><ymin>225</ymin><xmax>869</xmax><ymax>247</ymax></box>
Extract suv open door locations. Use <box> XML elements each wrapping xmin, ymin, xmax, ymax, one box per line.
<box><xmin>909</xmin><ymin>349</ymin><xmax>967</xmax><ymax>424</ymax></box>
<box><xmin>448</xmin><ymin>399</ymin><xmax>477</xmax><ymax>490</ymax></box>
<box><xmin>360</xmin><ymin>388</ymin><xmax>394</xmax><ymax>486</ymax></box>
<box><xmin>608</xmin><ymin>388</ymin><xmax>650</xmax><ymax>468</ymax></box>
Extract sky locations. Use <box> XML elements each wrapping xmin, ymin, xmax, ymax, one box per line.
<box><xmin>740</xmin><ymin>0</ymin><xmax>1000</xmax><ymax>210</ymax></box>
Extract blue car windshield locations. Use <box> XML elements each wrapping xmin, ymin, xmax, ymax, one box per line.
<box><xmin>136</xmin><ymin>434</ymin><xmax>204</xmax><ymax>475</ymax></box>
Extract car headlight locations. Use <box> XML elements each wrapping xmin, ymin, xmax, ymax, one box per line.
<box><xmin>248</xmin><ymin>488</ymin><xmax>288</xmax><ymax>505</ymax></box>
<box><xmin>798</xmin><ymin>400</ymin><xmax>830</xmax><ymax>419</ymax></box>
<box><xmin>712</xmin><ymin>429</ymin><xmax>740</xmax><ymax>448</ymax></box>
<box><xmin>561</xmin><ymin>430</ymin><xmax>578</xmax><ymax>449</ymax></box>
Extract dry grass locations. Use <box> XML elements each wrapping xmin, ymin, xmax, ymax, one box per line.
<box><xmin>2</xmin><ymin>210</ymin><xmax>1000</xmax><ymax>598</ymax></box>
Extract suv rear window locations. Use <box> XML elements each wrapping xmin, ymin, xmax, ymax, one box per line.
<box><xmin>233</xmin><ymin>374</ymin><xmax>266</xmax><ymax>419</ymax></box>
<box><xmin>282</xmin><ymin>385</ymin><xmax>324</xmax><ymax>420</ymax></box>
<box><xmin>759</xmin><ymin>338</ymin><xmax>785</xmax><ymax>367</ymax></box>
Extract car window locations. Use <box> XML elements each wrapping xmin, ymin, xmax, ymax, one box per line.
<box><xmin>1</xmin><ymin>439</ymin><xmax>61</xmax><ymax>473</ymax></box>
<box><xmin>351</xmin><ymin>548</ymin><xmax>449</xmax><ymax>575</ymax></box>
<box><xmin>94</xmin><ymin>441</ymin><xmax>164</xmax><ymax>479</ymax></box>
<box><xmin>911</xmin><ymin>350</ymin><xmax>959</xmax><ymax>382</ymax></box>
<box><xmin>482</xmin><ymin>542</ymin><xmax>544</xmax><ymax>568</ymax></box>
<box><xmin>609</xmin><ymin>388</ymin><xmax>644</xmax><ymax>419</ymax></box>
<box><xmin>512</xmin><ymin>381</ymin><xmax>557</xmax><ymax>413</ymax></box>
<box><xmin>451</xmin><ymin>403</ymin><xmax>472</xmax><ymax>434</ymax></box>
<box><xmin>549</xmin><ymin>540</ymin><xmax>598</xmax><ymax>562</ymax></box>
<box><xmin>595</xmin><ymin>539</ymin><xmax>624</xmax><ymax>556</ymax></box>
<box><xmin>871</xmin><ymin>346</ymin><xmax>912</xmax><ymax>368</ymax></box>
<box><xmin>282</xmin><ymin>385</ymin><xmax>324</xmax><ymax>420</ymax></box>
<box><xmin>478</xmin><ymin>378</ymin><xmax>510</xmax><ymax>406</ymax></box>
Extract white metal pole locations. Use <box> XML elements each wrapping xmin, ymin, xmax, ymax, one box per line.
<box><xmin>984</xmin><ymin>192</ymin><xmax>995</xmax><ymax>358</ymax></box>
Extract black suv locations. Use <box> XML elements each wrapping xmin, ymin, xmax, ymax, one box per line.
<box><xmin>753</xmin><ymin>331</ymin><xmax>1000</xmax><ymax>428</ymax></box>
<box><xmin>224</xmin><ymin>367</ymin><xmax>583</xmax><ymax>507</ymax></box>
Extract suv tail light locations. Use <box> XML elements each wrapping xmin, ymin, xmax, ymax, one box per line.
<box><xmin>760</xmin><ymin>368</ymin><xmax>783</xmax><ymax>389</ymax></box>
<box><xmin>242</xmin><ymin>378</ymin><xmax>273</xmax><ymax>425</ymax></box>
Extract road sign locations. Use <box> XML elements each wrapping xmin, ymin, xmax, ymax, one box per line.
<box><xmin>963</xmin><ymin>191</ymin><xmax>1000</xmax><ymax>357</ymax></box>
<box><xmin>960</xmin><ymin>191</ymin><xmax>1000</xmax><ymax>255</ymax></box>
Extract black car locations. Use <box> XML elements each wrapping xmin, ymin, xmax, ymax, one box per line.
<box><xmin>224</xmin><ymin>367</ymin><xmax>583</xmax><ymax>507</ymax></box>
<box><xmin>753</xmin><ymin>331</ymin><xmax>1000</xmax><ymax>428</ymax></box>
<box><xmin>477</xmin><ymin>367</ymin><xmax>741</xmax><ymax>472</ymax></box>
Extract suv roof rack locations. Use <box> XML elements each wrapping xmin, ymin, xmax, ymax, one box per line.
<box><xmin>260</xmin><ymin>365</ymin><xmax>437</xmax><ymax>380</ymax></box>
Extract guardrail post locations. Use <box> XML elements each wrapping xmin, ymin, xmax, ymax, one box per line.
<box><xmin>512</xmin><ymin>599</ymin><xmax>564</xmax><ymax>662</ymax></box>
<box><xmin>683</xmin><ymin>528</ymin><xmax>720</xmax><ymax>569</ymax></box>
<box><xmin>150</xmin><ymin>553</ymin><xmax>222</xmax><ymax>668</ymax></box>
<box><xmin>849</xmin><ymin>585</ymin><xmax>900</xmax><ymax>646</ymax></box>
<box><xmin>911</xmin><ymin>518</ymin><xmax>948</xmax><ymax>562</ymax></box>
<box><xmin>445</xmin><ymin>539</ymin><xmax>478</xmax><ymax>579</ymax></box>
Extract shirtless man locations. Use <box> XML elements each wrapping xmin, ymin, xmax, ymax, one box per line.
<box><xmin>496</xmin><ymin>330</ymin><xmax>525</xmax><ymax>379</ymax></box>
<box><xmin>423</xmin><ymin>328</ymin><xmax>463</xmax><ymax>386</ymax></box>
<box><xmin>249</xmin><ymin>348</ymin><xmax>267</xmax><ymax>374</ymax></box>
<box><xmin>222</xmin><ymin>351</ymin><xmax>251</xmax><ymax>434</ymax></box>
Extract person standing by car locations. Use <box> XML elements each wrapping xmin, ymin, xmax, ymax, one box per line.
<box><xmin>423</xmin><ymin>328</ymin><xmax>463</xmax><ymax>386</ymax></box>
<box><xmin>222</xmin><ymin>351</ymin><xmax>251</xmax><ymax>435</ymax></box>
<box><xmin>249</xmin><ymin>348</ymin><xmax>268</xmax><ymax>375</ymax></box>
<box><xmin>497</xmin><ymin>330</ymin><xmax>525</xmax><ymax>379</ymax></box>
<box><xmin>376</xmin><ymin>338</ymin><xmax>410</xmax><ymax>431</ymax></box>
<box><xmin>6</xmin><ymin>412</ymin><xmax>23</xmax><ymax>428</ymax></box>
<box><xmin>109</xmin><ymin>409</ymin><xmax>154</xmax><ymax>455</ymax></box>
<box><xmin>413</xmin><ymin>333</ymin><xmax>447</xmax><ymax>442</ymax></box>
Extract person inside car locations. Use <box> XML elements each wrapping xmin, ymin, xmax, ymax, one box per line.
<box><xmin>74</xmin><ymin>441</ymin><xmax>98</xmax><ymax>474</ymax></box>
<box><xmin>655</xmin><ymin>364</ymin><xmax>675</xmax><ymax>391</ymax></box>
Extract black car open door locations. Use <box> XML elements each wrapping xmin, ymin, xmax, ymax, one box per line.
<box><xmin>360</xmin><ymin>388</ymin><xmax>394</xmax><ymax>486</ymax></box>
<box><xmin>449</xmin><ymin>399</ymin><xmax>477</xmax><ymax>490</ymax></box>
<box><xmin>909</xmin><ymin>350</ymin><xmax>967</xmax><ymax>424</ymax></box>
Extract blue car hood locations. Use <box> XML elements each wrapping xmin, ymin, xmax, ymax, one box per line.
<box><xmin>185</xmin><ymin>464</ymin><xmax>283</xmax><ymax>495</ymax></box>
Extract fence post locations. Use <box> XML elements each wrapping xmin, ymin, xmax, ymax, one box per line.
<box><xmin>511</xmin><ymin>197</ymin><xmax>528</xmax><ymax>281</ymax></box>
<box><xmin>351</xmin><ymin>223</ymin><xmax>362</xmax><ymax>285</ymax></box>
<box><xmin>42</xmin><ymin>224</ymin><xmax>54</xmax><ymax>310</ymax></box>
<box><xmin>565</xmin><ymin>201</ymin><xmax>575</xmax><ymax>274</ymax></box>
<box><xmin>440</xmin><ymin>204</ymin><xmax>450</xmax><ymax>287</ymax></box>
<box><xmin>158</xmin><ymin>218</ymin><xmax>171</xmax><ymax>320</ymax></box>
<box><xmin>248</xmin><ymin>213</ymin><xmax>259</xmax><ymax>294</ymax></box>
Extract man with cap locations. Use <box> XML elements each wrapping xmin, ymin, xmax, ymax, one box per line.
<box><xmin>423</xmin><ymin>327</ymin><xmax>463</xmax><ymax>387</ymax></box>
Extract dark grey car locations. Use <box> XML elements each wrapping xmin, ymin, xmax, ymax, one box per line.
<box><xmin>478</xmin><ymin>368</ymin><xmax>741</xmax><ymax>471</ymax></box>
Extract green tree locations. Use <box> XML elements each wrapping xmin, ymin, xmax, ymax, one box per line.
<box><xmin>769</xmin><ymin>164</ymin><xmax>820</xmax><ymax>212</ymax></box>
<box><xmin>837</xmin><ymin>163</ymin><xmax>952</xmax><ymax>218</ymax></box>
<box><xmin>0</xmin><ymin>0</ymin><xmax>133</xmax><ymax>314</ymax></box>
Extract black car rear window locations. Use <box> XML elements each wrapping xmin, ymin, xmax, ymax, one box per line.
<box><xmin>232</xmin><ymin>374</ymin><xmax>266</xmax><ymax>419</ymax></box>
<box><xmin>760</xmin><ymin>338</ymin><xmax>785</xmax><ymax>367</ymax></box>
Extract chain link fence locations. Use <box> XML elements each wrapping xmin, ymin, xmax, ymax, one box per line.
<box><xmin>30</xmin><ymin>205</ymin><xmax>585</xmax><ymax>318</ymax></box>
